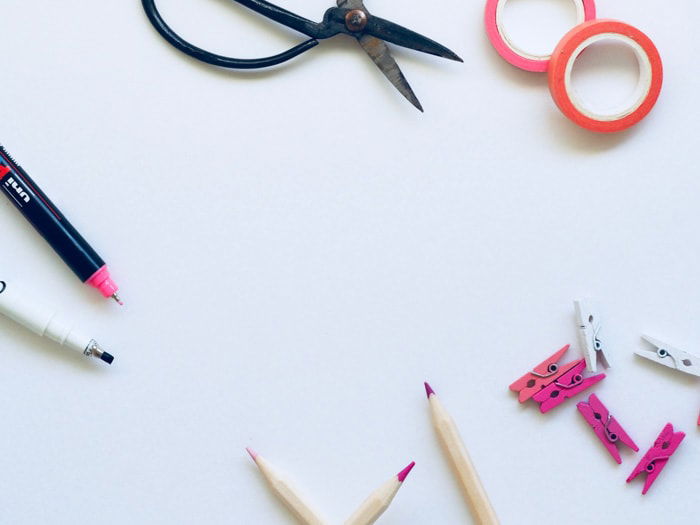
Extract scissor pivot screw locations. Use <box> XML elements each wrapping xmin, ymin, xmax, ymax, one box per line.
<box><xmin>345</xmin><ymin>9</ymin><xmax>368</xmax><ymax>32</ymax></box>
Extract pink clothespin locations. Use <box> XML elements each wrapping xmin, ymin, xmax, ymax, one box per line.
<box><xmin>509</xmin><ymin>345</ymin><xmax>579</xmax><ymax>402</ymax></box>
<box><xmin>577</xmin><ymin>394</ymin><xmax>639</xmax><ymax>464</ymax></box>
<box><xmin>532</xmin><ymin>359</ymin><xmax>605</xmax><ymax>413</ymax></box>
<box><xmin>627</xmin><ymin>423</ymin><xmax>685</xmax><ymax>495</ymax></box>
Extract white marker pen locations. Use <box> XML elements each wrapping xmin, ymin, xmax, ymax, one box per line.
<box><xmin>0</xmin><ymin>280</ymin><xmax>114</xmax><ymax>364</ymax></box>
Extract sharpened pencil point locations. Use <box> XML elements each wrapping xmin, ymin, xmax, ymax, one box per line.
<box><xmin>246</xmin><ymin>447</ymin><xmax>258</xmax><ymax>461</ymax></box>
<box><xmin>397</xmin><ymin>461</ymin><xmax>415</xmax><ymax>482</ymax></box>
<box><xmin>424</xmin><ymin>382</ymin><xmax>435</xmax><ymax>398</ymax></box>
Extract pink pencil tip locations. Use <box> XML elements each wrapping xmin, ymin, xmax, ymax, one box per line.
<box><xmin>424</xmin><ymin>382</ymin><xmax>435</xmax><ymax>398</ymax></box>
<box><xmin>397</xmin><ymin>461</ymin><xmax>415</xmax><ymax>482</ymax></box>
<box><xmin>246</xmin><ymin>447</ymin><xmax>258</xmax><ymax>461</ymax></box>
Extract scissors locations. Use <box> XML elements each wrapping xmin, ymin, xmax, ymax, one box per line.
<box><xmin>142</xmin><ymin>0</ymin><xmax>462</xmax><ymax>111</ymax></box>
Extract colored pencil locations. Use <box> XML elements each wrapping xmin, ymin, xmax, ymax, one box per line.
<box><xmin>425</xmin><ymin>383</ymin><xmax>499</xmax><ymax>525</ymax></box>
<box><xmin>247</xmin><ymin>448</ymin><xmax>328</xmax><ymax>525</ymax></box>
<box><xmin>344</xmin><ymin>462</ymin><xmax>415</xmax><ymax>525</ymax></box>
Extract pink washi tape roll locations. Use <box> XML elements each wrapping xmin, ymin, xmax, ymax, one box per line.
<box><xmin>484</xmin><ymin>0</ymin><xmax>597</xmax><ymax>72</ymax></box>
<box><xmin>548</xmin><ymin>19</ymin><xmax>663</xmax><ymax>132</ymax></box>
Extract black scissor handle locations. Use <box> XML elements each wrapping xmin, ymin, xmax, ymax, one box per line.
<box><xmin>142</xmin><ymin>0</ymin><xmax>319</xmax><ymax>69</ymax></box>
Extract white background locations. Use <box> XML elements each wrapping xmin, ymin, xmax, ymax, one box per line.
<box><xmin>1</xmin><ymin>0</ymin><xmax>698</xmax><ymax>523</ymax></box>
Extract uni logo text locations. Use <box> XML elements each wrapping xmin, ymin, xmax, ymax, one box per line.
<box><xmin>4</xmin><ymin>177</ymin><xmax>30</xmax><ymax>203</ymax></box>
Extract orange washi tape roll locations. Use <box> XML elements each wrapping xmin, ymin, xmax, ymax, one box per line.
<box><xmin>548</xmin><ymin>19</ymin><xmax>663</xmax><ymax>133</ymax></box>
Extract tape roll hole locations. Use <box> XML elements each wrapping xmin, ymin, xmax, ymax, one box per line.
<box><xmin>499</xmin><ymin>0</ymin><xmax>583</xmax><ymax>60</ymax></box>
<box><xmin>566</xmin><ymin>34</ymin><xmax>653</xmax><ymax>122</ymax></box>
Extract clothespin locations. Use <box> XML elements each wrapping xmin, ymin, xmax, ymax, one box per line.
<box><xmin>635</xmin><ymin>335</ymin><xmax>700</xmax><ymax>377</ymax></box>
<box><xmin>532</xmin><ymin>359</ymin><xmax>605</xmax><ymax>413</ymax></box>
<box><xmin>637</xmin><ymin>336</ymin><xmax>700</xmax><ymax>426</ymax></box>
<box><xmin>575</xmin><ymin>299</ymin><xmax>611</xmax><ymax>372</ymax></box>
<box><xmin>627</xmin><ymin>423</ymin><xmax>685</xmax><ymax>495</ymax></box>
<box><xmin>509</xmin><ymin>345</ymin><xmax>579</xmax><ymax>402</ymax></box>
<box><xmin>577</xmin><ymin>394</ymin><xmax>638</xmax><ymax>464</ymax></box>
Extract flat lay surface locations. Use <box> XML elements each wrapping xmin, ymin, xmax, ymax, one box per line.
<box><xmin>1</xmin><ymin>0</ymin><xmax>698</xmax><ymax>523</ymax></box>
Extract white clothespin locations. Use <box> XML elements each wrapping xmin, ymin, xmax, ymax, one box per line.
<box><xmin>636</xmin><ymin>335</ymin><xmax>700</xmax><ymax>377</ymax></box>
<box><xmin>575</xmin><ymin>299</ymin><xmax>610</xmax><ymax>373</ymax></box>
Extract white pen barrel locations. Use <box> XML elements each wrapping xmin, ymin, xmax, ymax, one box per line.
<box><xmin>0</xmin><ymin>281</ymin><xmax>53</xmax><ymax>334</ymax></box>
<box><xmin>0</xmin><ymin>280</ymin><xmax>91</xmax><ymax>354</ymax></box>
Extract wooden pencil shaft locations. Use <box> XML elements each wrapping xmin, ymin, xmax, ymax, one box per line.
<box><xmin>256</xmin><ymin>457</ymin><xmax>328</xmax><ymax>525</ymax></box>
<box><xmin>344</xmin><ymin>477</ymin><xmax>400</xmax><ymax>525</ymax></box>
<box><xmin>430</xmin><ymin>396</ymin><xmax>499</xmax><ymax>525</ymax></box>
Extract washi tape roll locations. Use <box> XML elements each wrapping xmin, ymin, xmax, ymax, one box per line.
<box><xmin>548</xmin><ymin>19</ymin><xmax>663</xmax><ymax>133</ymax></box>
<box><xmin>485</xmin><ymin>0</ymin><xmax>596</xmax><ymax>72</ymax></box>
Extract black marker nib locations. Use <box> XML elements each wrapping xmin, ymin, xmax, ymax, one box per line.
<box><xmin>101</xmin><ymin>352</ymin><xmax>115</xmax><ymax>365</ymax></box>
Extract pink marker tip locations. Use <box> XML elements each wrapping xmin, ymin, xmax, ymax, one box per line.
<box><xmin>397</xmin><ymin>461</ymin><xmax>416</xmax><ymax>482</ymax></box>
<box><xmin>424</xmin><ymin>382</ymin><xmax>435</xmax><ymax>398</ymax></box>
<box><xmin>246</xmin><ymin>447</ymin><xmax>258</xmax><ymax>461</ymax></box>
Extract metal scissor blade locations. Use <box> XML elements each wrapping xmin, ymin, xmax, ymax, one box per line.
<box><xmin>357</xmin><ymin>34</ymin><xmax>423</xmax><ymax>112</ymax></box>
<box><xmin>337</xmin><ymin>0</ymin><xmax>361</xmax><ymax>9</ymax></box>
<box><xmin>365</xmin><ymin>16</ymin><xmax>462</xmax><ymax>62</ymax></box>
<box><xmin>338</xmin><ymin>0</ymin><xmax>423</xmax><ymax>110</ymax></box>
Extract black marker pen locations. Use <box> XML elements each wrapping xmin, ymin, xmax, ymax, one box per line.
<box><xmin>0</xmin><ymin>145</ymin><xmax>122</xmax><ymax>304</ymax></box>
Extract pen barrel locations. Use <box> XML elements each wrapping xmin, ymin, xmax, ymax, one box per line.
<box><xmin>0</xmin><ymin>147</ymin><xmax>105</xmax><ymax>282</ymax></box>
<box><xmin>0</xmin><ymin>280</ymin><xmax>91</xmax><ymax>354</ymax></box>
